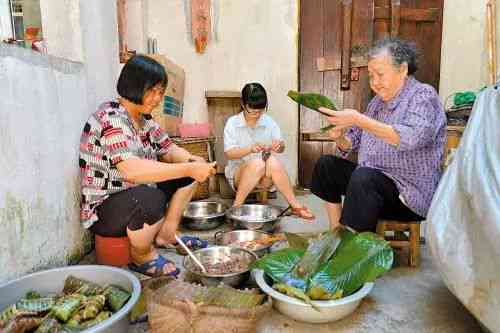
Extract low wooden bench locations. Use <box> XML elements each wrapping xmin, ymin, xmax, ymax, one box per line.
<box><xmin>376</xmin><ymin>220</ymin><xmax>422</xmax><ymax>267</ymax></box>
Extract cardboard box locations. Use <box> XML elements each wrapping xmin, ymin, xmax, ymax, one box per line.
<box><xmin>146</xmin><ymin>54</ymin><xmax>185</xmax><ymax>136</ymax></box>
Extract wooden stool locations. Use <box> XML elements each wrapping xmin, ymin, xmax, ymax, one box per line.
<box><xmin>376</xmin><ymin>220</ymin><xmax>421</xmax><ymax>267</ymax></box>
<box><xmin>255</xmin><ymin>190</ymin><xmax>269</xmax><ymax>203</ymax></box>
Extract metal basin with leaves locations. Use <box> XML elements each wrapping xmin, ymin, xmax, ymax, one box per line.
<box><xmin>254</xmin><ymin>269</ymin><xmax>373</xmax><ymax>323</ymax></box>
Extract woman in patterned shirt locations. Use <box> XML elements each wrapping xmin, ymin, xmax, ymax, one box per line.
<box><xmin>311</xmin><ymin>38</ymin><xmax>446</xmax><ymax>232</ymax></box>
<box><xmin>79</xmin><ymin>55</ymin><xmax>216</xmax><ymax>277</ymax></box>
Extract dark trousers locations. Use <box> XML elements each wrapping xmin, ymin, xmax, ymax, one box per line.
<box><xmin>311</xmin><ymin>156</ymin><xmax>423</xmax><ymax>232</ymax></box>
<box><xmin>90</xmin><ymin>177</ymin><xmax>195</xmax><ymax>237</ymax></box>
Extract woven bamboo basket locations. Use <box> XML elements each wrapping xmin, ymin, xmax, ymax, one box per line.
<box><xmin>145</xmin><ymin>277</ymin><xmax>271</xmax><ymax>333</ymax></box>
<box><xmin>173</xmin><ymin>137</ymin><xmax>215</xmax><ymax>200</ymax></box>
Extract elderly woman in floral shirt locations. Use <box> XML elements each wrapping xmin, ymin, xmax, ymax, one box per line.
<box><xmin>311</xmin><ymin>38</ymin><xmax>446</xmax><ymax>232</ymax></box>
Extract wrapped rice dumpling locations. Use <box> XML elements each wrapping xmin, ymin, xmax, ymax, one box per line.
<box><xmin>34</xmin><ymin>317</ymin><xmax>63</xmax><ymax>333</ymax></box>
<box><xmin>0</xmin><ymin>304</ymin><xmax>17</xmax><ymax>324</ymax></box>
<box><xmin>82</xmin><ymin>295</ymin><xmax>106</xmax><ymax>320</ymax></box>
<box><xmin>103</xmin><ymin>285</ymin><xmax>130</xmax><ymax>312</ymax></box>
<box><xmin>66</xmin><ymin>310</ymin><xmax>84</xmax><ymax>328</ymax></box>
<box><xmin>51</xmin><ymin>295</ymin><xmax>84</xmax><ymax>322</ymax></box>
<box><xmin>16</xmin><ymin>297</ymin><xmax>55</xmax><ymax>313</ymax></box>
<box><xmin>1</xmin><ymin>315</ymin><xmax>42</xmax><ymax>333</ymax></box>
<box><xmin>63</xmin><ymin>276</ymin><xmax>103</xmax><ymax>296</ymax></box>
<box><xmin>81</xmin><ymin>311</ymin><xmax>111</xmax><ymax>329</ymax></box>
<box><xmin>25</xmin><ymin>291</ymin><xmax>42</xmax><ymax>300</ymax></box>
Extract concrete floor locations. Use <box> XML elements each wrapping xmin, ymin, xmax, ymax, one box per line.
<box><xmin>85</xmin><ymin>192</ymin><xmax>482</xmax><ymax>333</ymax></box>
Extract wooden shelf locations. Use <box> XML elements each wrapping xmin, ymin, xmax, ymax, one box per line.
<box><xmin>205</xmin><ymin>91</ymin><xmax>241</xmax><ymax>98</ymax></box>
<box><xmin>301</xmin><ymin>131</ymin><xmax>334</xmax><ymax>142</ymax></box>
<box><xmin>447</xmin><ymin>125</ymin><xmax>466</xmax><ymax>133</ymax></box>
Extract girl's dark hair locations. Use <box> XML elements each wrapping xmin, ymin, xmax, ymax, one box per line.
<box><xmin>241</xmin><ymin>82</ymin><xmax>268</xmax><ymax>110</ymax></box>
<box><xmin>117</xmin><ymin>55</ymin><xmax>168</xmax><ymax>105</ymax></box>
<box><xmin>368</xmin><ymin>37</ymin><xmax>419</xmax><ymax>75</ymax></box>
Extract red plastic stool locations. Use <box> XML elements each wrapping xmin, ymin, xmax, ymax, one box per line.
<box><xmin>95</xmin><ymin>234</ymin><xmax>131</xmax><ymax>267</ymax></box>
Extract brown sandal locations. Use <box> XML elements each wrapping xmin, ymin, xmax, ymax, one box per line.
<box><xmin>290</xmin><ymin>206</ymin><xmax>315</xmax><ymax>220</ymax></box>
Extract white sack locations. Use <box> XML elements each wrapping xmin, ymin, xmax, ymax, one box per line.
<box><xmin>427</xmin><ymin>84</ymin><xmax>500</xmax><ymax>332</ymax></box>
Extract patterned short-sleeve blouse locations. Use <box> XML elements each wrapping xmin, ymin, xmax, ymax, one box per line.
<box><xmin>79</xmin><ymin>101</ymin><xmax>172</xmax><ymax>228</ymax></box>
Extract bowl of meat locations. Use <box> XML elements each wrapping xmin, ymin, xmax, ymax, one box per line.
<box><xmin>183</xmin><ymin>246</ymin><xmax>258</xmax><ymax>287</ymax></box>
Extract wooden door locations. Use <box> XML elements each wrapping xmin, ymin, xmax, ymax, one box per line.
<box><xmin>298</xmin><ymin>0</ymin><xmax>444</xmax><ymax>188</ymax></box>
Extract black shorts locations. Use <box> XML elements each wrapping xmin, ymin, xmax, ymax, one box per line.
<box><xmin>90</xmin><ymin>177</ymin><xmax>195</xmax><ymax>237</ymax></box>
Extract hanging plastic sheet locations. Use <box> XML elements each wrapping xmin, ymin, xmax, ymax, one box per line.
<box><xmin>427</xmin><ymin>84</ymin><xmax>500</xmax><ymax>333</ymax></box>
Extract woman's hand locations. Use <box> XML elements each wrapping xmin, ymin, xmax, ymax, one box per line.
<box><xmin>189</xmin><ymin>162</ymin><xmax>216</xmax><ymax>182</ymax></box>
<box><xmin>322</xmin><ymin>108</ymin><xmax>363</xmax><ymax>127</ymax></box>
<box><xmin>327</xmin><ymin>126</ymin><xmax>347</xmax><ymax>140</ymax></box>
<box><xmin>250</xmin><ymin>143</ymin><xmax>266</xmax><ymax>153</ymax></box>
<box><xmin>270</xmin><ymin>140</ymin><xmax>283</xmax><ymax>153</ymax></box>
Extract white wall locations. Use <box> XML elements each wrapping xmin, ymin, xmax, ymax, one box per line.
<box><xmin>0</xmin><ymin>45</ymin><xmax>90</xmax><ymax>282</ymax></box>
<box><xmin>142</xmin><ymin>0</ymin><xmax>300</xmax><ymax>181</ymax></box>
<box><xmin>0</xmin><ymin>0</ymin><xmax>120</xmax><ymax>283</ymax></box>
<box><xmin>79</xmin><ymin>0</ymin><xmax>120</xmax><ymax>111</ymax></box>
<box><xmin>440</xmin><ymin>0</ymin><xmax>500</xmax><ymax>99</ymax></box>
<box><xmin>39</xmin><ymin>0</ymin><xmax>83</xmax><ymax>62</ymax></box>
<box><xmin>0</xmin><ymin>0</ymin><xmax>13</xmax><ymax>40</ymax></box>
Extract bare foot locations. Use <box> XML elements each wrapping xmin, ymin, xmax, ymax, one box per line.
<box><xmin>154</xmin><ymin>234</ymin><xmax>176</xmax><ymax>248</ymax></box>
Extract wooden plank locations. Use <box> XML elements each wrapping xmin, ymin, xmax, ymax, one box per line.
<box><xmin>206</xmin><ymin>97</ymin><xmax>240</xmax><ymax>173</ymax></box>
<box><xmin>374</xmin><ymin>0</ymin><xmax>391</xmax><ymax>40</ymax></box>
<box><xmin>375</xmin><ymin>6</ymin><xmax>439</xmax><ymax>22</ymax></box>
<box><xmin>299</xmin><ymin>0</ymin><xmax>324</xmax><ymax>132</ymax></box>
<box><xmin>341</xmin><ymin>0</ymin><xmax>353</xmax><ymax>90</ymax></box>
<box><xmin>205</xmin><ymin>91</ymin><xmax>241</xmax><ymax>98</ymax></box>
<box><xmin>388</xmin><ymin>240</ymin><xmax>410</xmax><ymax>248</ymax></box>
<box><xmin>298</xmin><ymin>0</ymin><xmax>325</xmax><ymax>187</ymax></box>
<box><xmin>342</xmin><ymin>0</ymin><xmax>373</xmax><ymax>114</ymax></box>
<box><xmin>322</xmin><ymin>0</ymin><xmax>344</xmax><ymax>159</ymax></box>
<box><xmin>302</xmin><ymin>131</ymin><xmax>334</xmax><ymax>142</ymax></box>
<box><xmin>316</xmin><ymin>54</ymin><xmax>367</xmax><ymax>72</ymax></box>
<box><xmin>374</xmin><ymin>0</ymin><xmax>444</xmax><ymax>90</ymax></box>
<box><xmin>409</xmin><ymin>223</ymin><xmax>420</xmax><ymax>267</ymax></box>
<box><xmin>447</xmin><ymin>125</ymin><xmax>466</xmax><ymax>133</ymax></box>
<box><xmin>407</xmin><ymin>0</ymin><xmax>443</xmax><ymax>91</ymax></box>
<box><xmin>391</xmin><ymin>0</ymin><xmax>401</xmax><ymax>37</ymax></box>
<box><xmin>299</xmin><ymin>141</ymin><xmax>322</xmax><ymax>188</ymax></box>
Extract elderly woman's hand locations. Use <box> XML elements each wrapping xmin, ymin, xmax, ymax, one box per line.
<box><xmin>327</xmin><ymin>126</ymin><xmax>347</xmax><ymax>140</ymax></box>
<box><xmin>326</xmin><ymin>109</ymin><xmax>363</xmax><ymax>127</ymax></box>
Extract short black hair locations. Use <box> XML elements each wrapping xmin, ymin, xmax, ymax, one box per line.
<box><xmin>241</xmin><ymin>82</ymin><xmax>268</xmax><ymax>109</ymax></box>
<box><xmin>117</xmin><ymin>55</ymin><xmax>168</xmax><ymax>105</ymax></box>
<box><xmin>368</xmin><ymin>37</ymin><xmax>419</xmax><ymax>75</ymax></box>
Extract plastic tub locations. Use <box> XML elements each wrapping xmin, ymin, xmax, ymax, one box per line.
<box><xmin>0</xmin><ymin>265</ymin><xmax>141</xmax><ymax>333</ymax></box>
<box><xmin>254</xmin><ymin>269</ymin><xmax>373</xmax><ymax>323</ymax></box>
